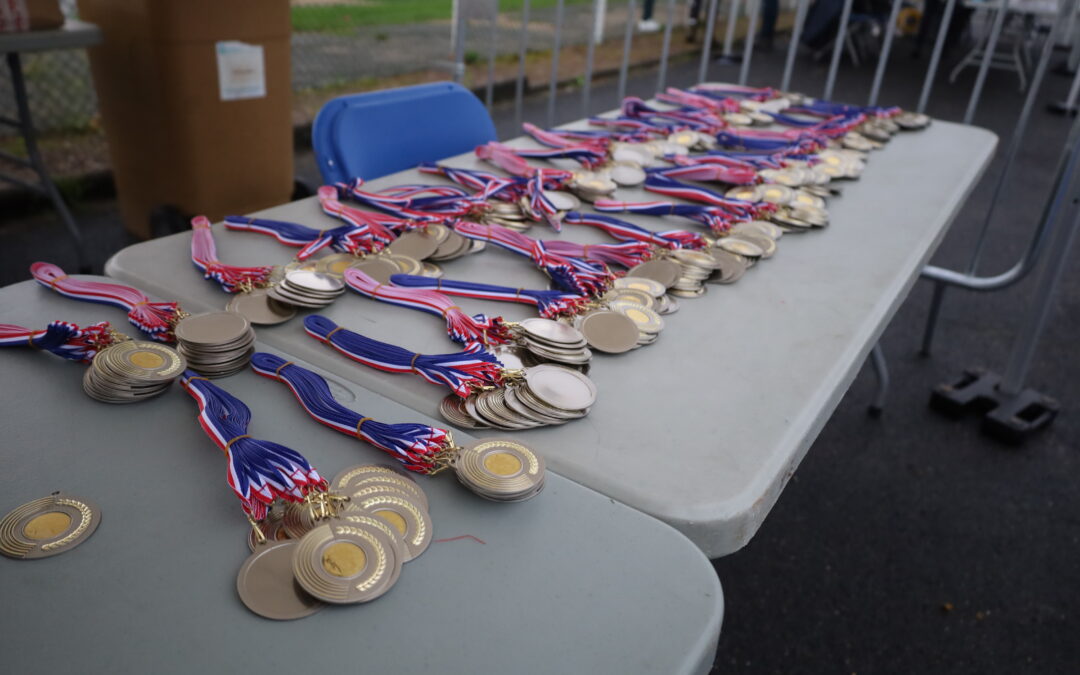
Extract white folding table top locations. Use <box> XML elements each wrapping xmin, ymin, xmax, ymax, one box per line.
<box><xmin>107</xmin><ymin>119</ymin><xmax>997</xmax><ymax>556</ymax></box>
<box><xmin>0</xmin><ymin>279</ymin><xmax>722</xmax><ymax>675</ymax></box>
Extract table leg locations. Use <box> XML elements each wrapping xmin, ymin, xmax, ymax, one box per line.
<box><xmin>867</xmin><ymin>342</ymin><xmax>889</xmax><ymax>417</ymax></box>
<box><xmin>3</xmin><ymin>51</ymin><xmax>86</xmax><ymax>271</ymax></box>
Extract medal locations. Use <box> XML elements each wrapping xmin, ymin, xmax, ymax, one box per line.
<box><xmin>174</xmin><ymin>311</ymin><xmax>256</xmax><ymax>378</ymax></box>
<box><xmin>0</xmin><ymin>493</ymin><xmax>101</xmax><ymax>560</ymax></box>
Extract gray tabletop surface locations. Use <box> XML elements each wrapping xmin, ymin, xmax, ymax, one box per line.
<box><xmin>107</xmin><ymin>118</ymin><xmax>998</xmax><ymax>557</ymax></box>
<box><xmin>0</xmin><ymin>278</ymin><xmax>723</xmax><ymax>675</ymax></box>
<box><xmin>0</xmin><ymin>19</ymin><xmax>101</xmax><ymax>54</ymax></box>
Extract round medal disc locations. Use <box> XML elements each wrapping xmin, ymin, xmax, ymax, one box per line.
<box><xmin>349</xmin><ymin>259</ymin><xmax>399</xmax><ymax>285</ymax></box>
<box><xmin>613</xmin><ymin>276</ymin><xmax>666</xmax><ymax>298</ymax></box>
<box><xmin>543</xmin><ymin>190</ymin><xmax>581</xmax><ymax>212</ymax></box>
<box><xmin>226</xmin><ymin>290</ymin><xmax>296</xmax><ymax>325</ymax></box>
<box><xmin>350</xmin><ymin>493</ymin><xmax>432</xmax><ymax>560</ymax></box>
<box><xmin>331</xmin><ymin>464</ymin><xmax>416</xmax><ymax>493</ymax></box>
<box><xmin>454</xmin><ymin>439</ymin><xmax>546</xmax><ymax>502</ymax></box>
<box><xmin>175</xmin><ymin>311</ymin><xmax>251</xmax><ymax>346</ymax></box>
<box><xmin>284</xmin><ymin>270</ymin><xmax>345</xmax><ymax>293</ymax></box>
<box><xmin>292</xmin><ymin>522</ymin><xmax>399</xmax><ymax>604</ymax></box>
<box><xmin>0</xmin><ymin>493</ymin><xmax>101</xmax><ymax>560</ymax></box>
<box><xmin>236</xmin><ymin>541</ymin><xmax>325</xmax><ymax>620</ymax></box>
<box><xmin>578</xmin><ymin>311</ymin><xmax>641</xmax><ymax>354</ymax></box>
<box><xmin>716</xmin><ymin>237</ymin><xmax>765</xmax><ymax>259</ymax></box>
<box><xmin>626</xmin><ymin>259</ymin><xmax>682</xmax><ymax>288</ymax></box>
<box><xmin>99</xmin><ymin>341</ymin><xmax>186</xmax><ymax>383</ymax></box>
<box><xmin>389</xmin><ymin>230</ymin><xmax>441</xmax><ymax>260</ymax></box>
<box><xmin>609</xmin><ymin>164</ymin><xmax>647</xmax><ymax>187</ymax></box>
<box><xmin>523</xmin><ymin>364</ymin><xmax>597</xmax><ymax>410</ymax></box>
<box><xmin>517</xmin><ymin>318</ymin><xmax>587</xmax><ymax>347</ymax></box>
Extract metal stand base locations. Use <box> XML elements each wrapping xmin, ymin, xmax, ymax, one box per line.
<box><xmin>929</xmin><ymin>367</ymin><xmax>1060</xmax><ymax>443</ymax></box>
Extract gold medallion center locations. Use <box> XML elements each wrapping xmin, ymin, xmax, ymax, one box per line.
<box><xmin>375</xmin><ymin>510</ymin><xmax>408</xmax><ymax>535</ymax></box>
<box><xmin>23</xmin><ymin>512</ymin><xmax>72</xmax><ymax>540</ymax></box>
<box><xmin>129</xmin><ymin>351</ymin><xmax>166</xmax><ymax>369</ymax></box>
<box><xmin>321</xmin><ymin>541</ymin><xmax>367</xmax><ymax>578</ymax></box>
<box><xmin>484</xmin><ymin>451</ymin><xmax>523</xmax><ymax>476</ymax></box>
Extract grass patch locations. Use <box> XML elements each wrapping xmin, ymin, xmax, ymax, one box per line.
<box><xmin>291</xmin><ymin>0</ymin><xmax>621</xmax><ymax>32</ymax></box>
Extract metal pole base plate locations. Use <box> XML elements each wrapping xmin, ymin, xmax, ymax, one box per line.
<box><xmin>1047</xmin><ymin>100</ymin><xmax>1080</xmax><ymax>115</ymax></box>
<box><xmin>929</xmin><ymin>368</ymin><xmax>1061</xmax><ymax>444</ymax></box>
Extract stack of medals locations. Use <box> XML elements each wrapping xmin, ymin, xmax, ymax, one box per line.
<box><xmin>440</xmin><ymin>362</ymin><xmax>597</xmax><ymax>431</ymax></box>
<box><xmin>0</xmin><ymin>492</ymin><xmax>102</xmax><ymax>559</ymax></box>
<box><xmin>268</xmin><ymin>269</ymin><xmax>345</xmax><ymax>309</ymax></box>
<box><xmin>568</xmin><ymin>172</ymin><xmax>619</xmax><ymax>202</ymax></box>
<box><xmin>726</xmin><ymin>182</ymin><xmax>830</xmax><ymax>231</ymax></box>
<box><xmin>83</xmin><ymin>340</ymin><xmax>185</xmax><ymax>403</ymax></box>
<box><xmin>226</xmin><ymin>290</ymin><xmax>296</xmax><ymax>326</ymax></box>
<box><xmin>174</xmin><ymin>311</ymin><xmax>256</xmax><ymax>377</ymax></box>
<box><xmin>600</xmin><ymin>282</ymin><xmax>667</xmax><ymax>346</ymax></box>
<box><xmin>510</xmin><ymin>317</ymin><xmax>592</xmax><ymax>367</ymax></box>
<box><xmin>484</xmin><ymin>200</ymin><xmax>533</xmax><ymax>232</ymax></box>
<box><xmin>609</xmin><ymin>276</ymin><xmax>679</xmax><ymax>315</ymax></box>
<box><xmin>451</xmin><ymin>438</ymin><xmax>546</xmax><ymax>502</ymax></box>
<box><xmin>425</xmin><ymin>222</ymin><xmax>486</xmax><ymax>261</ymax></box>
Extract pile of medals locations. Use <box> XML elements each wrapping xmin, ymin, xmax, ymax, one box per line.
<box><xmin>226</xmin><ymin>289</ymin><xmax>296</xmax><ymax>326</ymax></box>
<box><xmin>439</xmin><ymin>363</ymin><xmax>597</xmax><ymax>431</ymax></box>
<box><xmin>268</xmin><ymin>269</ymin><xmax>346</xmax><ymax>309</ymax></box>
<box><xmin>83</xmin><ymin>340</ymin><xmax>184</xmax><ymax>403</ymax></box>
<box><xmin>482</xmin><ymin>199</ymin><xmax>535</xmax><ymax>233</ymax></box>
<box><xmin>0</xmin><ymin>492</ymin><xmax>101</xmax><ymax>560</ymax></box>
<box><xmin>509</xmin><ymin>317</ymin><xmax>593</xmax><ymax>366</ymax></box>
<box><xmin>452</xmin><ymin>438</ymin><xmax>546</xmax><ymax>502</ymax></box>
<box><xmin>238</xmin><ymin>464</ymin><xmax>432</xmax><ymax>619</ymax></box>
<box><xmin>174</xmin><ymin>311</ymin><xmax>256</xmax><ymax>378</ymax></box>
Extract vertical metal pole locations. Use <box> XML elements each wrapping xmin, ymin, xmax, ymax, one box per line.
<box><xmin>920</xmin><ymin>280</ymin><xmax>947</xmax><ymax>356</ymax></box>
<box><xmin>822</xmin><ymin>0</ymin><xmax>854</xmax><ymax>100</ymax></box>
<box><xmin>868</xmin><ymin>342</ymin><xmax>890</xmax><ymax>415</ymax></box>
<box><xmin>486</xmin><ymin>1</ymin><xmax>499</xmax><ymax>109</ymax></box>
<box><xmin>698</xmin><ymin>0</ymin><xmax>721</xmax><ymax>82</ymax></box>
<box><xmin>867</xmin><ymin>0</ymin><xmax>903</xmax><ymax>107</ymax></box>
<box><xmin>514</xmin><ymin>0</ymin><xmax>531</xmax><ymax>129</ymax></box>
<box><xmin>595</xmin><ymin>0</ymin><xmax>609</xmax><ymax>43</ymax></box>
<box><xmin>963</xmin><ymin>1</ymin><xmax>1009</xmax><ymax>124</ymax></box>
<box><xmin>583</xmin><ymin>0</ymin><xmax>602</xmax><ymax>116</ymax></box>
<box><xmin>1063</xmin><ymin>62</ymin><xmax>1080</xmax><ymax>110</ymax></box>
<box><xmin>453</xmin><ymin>6</ymin><xmax>468</xmax><ymax>84</ymax></box>
<box><xmin>721</xmin><ymin>0</ymin><xmax>742</xmax><ymax>59</ymax></box>
<box><xmin>547</xmin><ymin>0</ymin><xmax>566</xmax><ymax>127</ymax></box>
<box><xmin>964</xmin><ymin>0</ymin><xmax>1078</xmax><ymax>274</ymax></box>
<box><xmin>657</xmin><ymin>0</ymin><xmax>677</xmax><ymax>91</ymax></box>
<box><xmin>781</xmin><ymin>0</ymin><xmax>809</xmax><ymax>92</ymax></box>
<box><xmin>739</xmin><ymin>0</ymin><xmax>760</xmax><ymax>85</ymax></box>
<box><xmin>998</xmin><ymin>188</ymin><xmax>1080</xmax><ymax>394</ymax></box>
<box><xmin>618</xmin><ymin>0</ymin><xmax>637</xmax><ymax>101</ymax></box>
<box><xmin>6</xmin><ymin>52</ymin><xmax>83</xmax><ymax>269</ymax></box>
<box><xmin>916</xmin><ymin>0</ymin><xmax>957</xmax><ymax>114</ymax></box>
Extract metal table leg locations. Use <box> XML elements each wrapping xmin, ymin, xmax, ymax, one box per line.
<box><xmin>867</xmin><ymin>342</ymin><xmax>889</xmax><ymax>418</ymax></box>
<box><xmin>1</xmin><ymin>51</ymin><xmax>86</xmax><ymax>271</ymax></box>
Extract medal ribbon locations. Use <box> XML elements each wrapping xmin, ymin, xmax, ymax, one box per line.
<box><xmin>223</xmin><ymin>215</ymin><xmax>383</xmax><ymax>260</ymax></box>
<box><xmin>190</xmin><ymin>216</ymin><xmax>274</xmax><ymax>293</ymax></box>
<box><xmin>540</xmin><ymin>239</ymin><xmax>653</xmax><ymax>269</ymax></box>
<box><xmin>303</xmin><ymin>315</ymin><xmax>504</xmax><ymax>397</ymax></box>
<box><xmin>30</xmin><ymin>262</ymin><xmax>183</xmax><ymax>342</ymax></box>
<box><xmin>621</xmin><ymin>97</ymin><xmax>720</xmax><ymax>131</ymax></box>
<box><xmin>417</xmin><ymin>163</ymin><xmax>521</xmax><ymax>201</ymax></box>
<box><xmin>317</xmin><ymin>186</ymin><xmax>401</xmax><ymax>243</ymax></box>
<box><xmin>562</xmin><ymin>210</ymin><xmax>708</xmax><ymax>248</ymax></box>
<box><xmin>180</xmin><ymin>371</ymin><xmax>326</xmax><ymax>520</ymax></box>
<box><xmin>388</xmin><ymin>273</ymin><xmax>588</xmax><ymax>319</ymax></box>
<box><xmin>648</xmin><ymin>162</ymin><xmax>759</xmax><ymax>185</ymax></box>
<box><xmin>521</xmin><ymin>122</ymin><xmax>610</xmax><ymax>152</ymax></box>
<box><xmin>250</xmin><ymin>352</ymin><xmax>451</xmax><ymax>474</ymax></box>
<box><xmin>0</xmin><ymin>320</ymin><xmax>117</xmax><ymax>362</ymax></box>
<box><xmin>593</xmin><ymin>199</ymin><xmax>734</xmax><ymax>234</ymax></box>
<box><xmin>341</xmin><ymin>179</ymin><xmax>479</xmax><ymax>221</ymax></box>
<box><xmin>344</xmin><ymin>267</ymin><xmax>512</xmax><ymax>347</ymax></box>
<box><xmin>690</xmin><ymin>84</ymin><xmax>777</xmax><ymax>102</ymax></box>
<box><xmin>656</xmin><ymin>88</ymin><xmax>741</xmax><ymax>113</ymax></box>
<box><xmin>643</xmin><ymin>174</ymin><xmax>772</xmax><ymax>220</ymax></box>
<box><xmin>453</xmin><ymin>220</ymin><xmax>614</xmax><ymax>296</ymax></box>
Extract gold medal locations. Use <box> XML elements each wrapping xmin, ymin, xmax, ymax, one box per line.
<box><xmin>0</xmin><ymin>493</ymin><xmax>101</xmax><ymax>560</ymax></box>
<box><xmin>236</xmin><ymin>541</ymin><xmax>325</xmax><ymax>620</ymax></box>
<box><xmin>292</xmin><ymin>522</ymin><xmax>400</xmax><ymax>604</ymax></box>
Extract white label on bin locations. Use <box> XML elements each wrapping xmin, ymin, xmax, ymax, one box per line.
<box><xmin>216</xmin><ymin>41</ymin><xmax>266</xmax><ymax>101</ymax></box>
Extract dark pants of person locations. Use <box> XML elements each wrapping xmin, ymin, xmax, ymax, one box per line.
<box><xmin>760</xmin><ymin>0</ymin><xmax>779</xmax><ymax>40</ymax></box>
<box><xmin>642</xmin><ymin>0</ymin><xmax>656</xmax><ymax>20</ymax></box>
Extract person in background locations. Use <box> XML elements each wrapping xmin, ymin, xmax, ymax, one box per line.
<box><xmin>639</xmin><ymin>0</ymin><xmax>661</xmax><ymax>32</ymax></box>
<box><xmin>758</xmin><ymin>0</ymin><xmax>779</xmax><ymax>51</ymax></box>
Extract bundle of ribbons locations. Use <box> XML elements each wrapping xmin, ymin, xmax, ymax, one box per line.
<box><xmin>0</xmin><ymin>319</ymin><xmax>118</xmax><ymax>362</ymax></box>
<box><xmin>389</xmin><ymin>274</ymin><xmax>588</xmax><ymax>319</ymax></box>
<box><xmin>181</xmin><ymin>371</ymin><xmax>326</xmax><ymax>521</ymax></box>
<box><xmin>251</xmin><ymin>352</ymin><xmax>452</xmax><ymax>474</ymax></box>
<box><xmin>190</xmin><ymin>216</ymin><xmax>274</xmax><ymax>293</ymax></box>
<box><xmin>30</xmin><ymin>262</ymin><xmax>184</xmax><ymax>342</ymax></box>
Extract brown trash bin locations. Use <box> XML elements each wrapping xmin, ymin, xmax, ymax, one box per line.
<box><xmin>80</xmin><ymin>0</ymin><xmax>293</xmax><ymax>239</ymax></box>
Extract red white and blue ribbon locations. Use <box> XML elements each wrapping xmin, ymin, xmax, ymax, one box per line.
<box><xmin>389</xmin><ymin>273</ymin><xmax>588</xmax><ymax>319</ymax></box>
<box><xmin>190</xmin><ymin>216</ymin><xmax>274</xmax><ymax>293</ymax></box>
<box><xmin>690</xmin><ymin>83</ymin><xmax>777</xmax><ymax>102</ymax></box>
<box><xmin>656</xmin><ymin>87</ymin><xmax>741</xmax><ymax>113</ymax></box>
<box><xmin>318</xmin><ymin>185</ymin><xmax>401</xmax><ymax>243</ymax></box>
<box><xmin>251</xmin><ymin>351</ymin><xmax>452</xmax><ymax>474</ymax></box>
<box><xmin>340</xmin><ymin>179</ymin><xmax>479</xmax><ymax>222</ymax></box>
<box><xmin>303</xmin><ymin>315</ymin><xmax>504</xmax><ymax>397</ymax></box>
<box><xmin>181</xmin><ymin>371</ymin><xmax>326</xmax><ymax>520</ymax></box>
<box><xmin>223</xmin><ymin>214</ymin><xmax>383</xmax><ymax>260</ymax></box>
<box><xmin>593</xmin><ymin>199</ymin><xmax>735</xmax><ymax>234</ymax></box>
<box><xmin>453</xmin><ymin>220</ymin><xmax>614</xmax><ymax>296</ymax></box>
<box><xmin>0</xmin><ymin>319</ymin><xmax>118</xmax><ymax>362</ymax></box>
<box><xmin>648</xmin><ymin>162</ymin><xmax>759</xmax><ymax>185</ymax></box>
<box><xmin>562</xmin><ymin>210</ymin><xmax>708</xmax><ymax>248</ymax></box>
<box><xmin>30</xmin><ymin>262</ymin><xmax>183</xmax><ymax>342</ymax></box>
<box><xmin>417</xmin><ymin>163</ymin><xmax>522</xmax><ymax>201</ymax></box>
<box><xmin>344</xmin><ymin>267</ymin><xmax>513</xmax><ymax>347</ymax></box>
<box><xmin>522</xmin><ymin>122</ymin><xmax>610</xmax><ymax>152</ymax></box>
<box><xmin>643</xmin><ymin>174</ymin><xmax>772</xmax><ymax>220</ymax></box>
